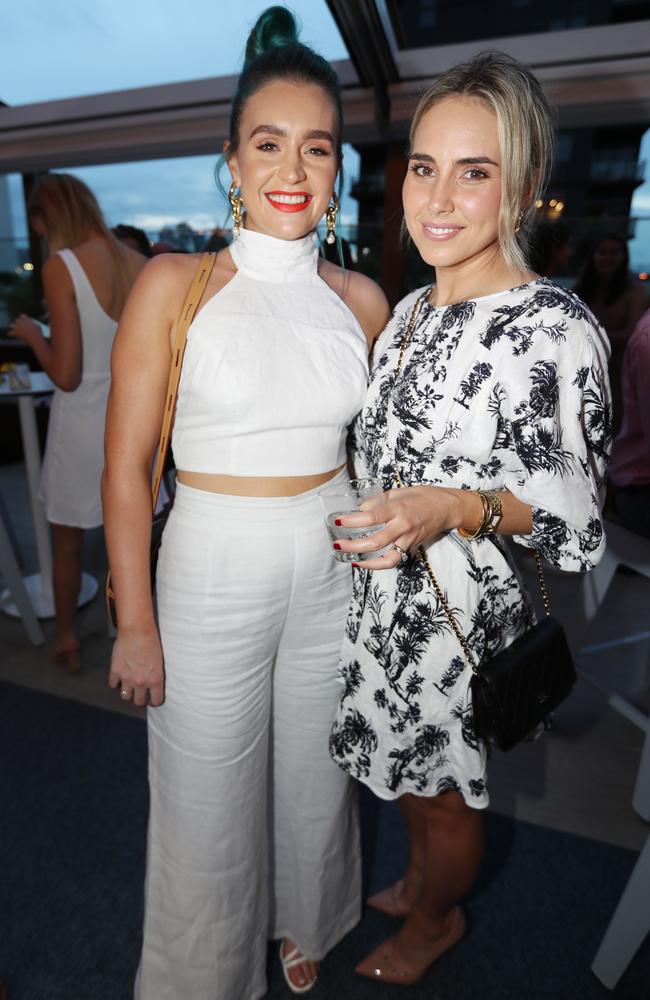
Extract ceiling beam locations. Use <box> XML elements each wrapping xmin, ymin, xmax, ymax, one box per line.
<box><xmin>325</xmin><ymin>0</ymin><xmax>398</xmax><ymax>124</ymax></box>
<box><xmin>0</xmin><ymin>23</ymin><xmax>648</xmax><ymax>174</ymax></box>
<box><xmin>0</xmin><ymin>67</ymin><xmax>378</xmax><ymax>173</ymax></box>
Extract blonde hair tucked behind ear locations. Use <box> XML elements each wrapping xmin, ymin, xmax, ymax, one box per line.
<box><xmin>410</xmin><ymin>52</ymin><xmax>556</xmax><ymax>273</ymax></box>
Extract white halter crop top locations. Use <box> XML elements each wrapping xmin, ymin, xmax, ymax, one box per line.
<box><xmin>172</xmin><ymin>227</ymin><xmax>369</xmax><ymax>476</ymax></box>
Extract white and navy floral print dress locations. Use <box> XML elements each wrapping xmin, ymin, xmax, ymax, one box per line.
<box><xmin>330</xmin><ymin>279</ymin><xmax>612</xmax><ymax>808</ymax></box>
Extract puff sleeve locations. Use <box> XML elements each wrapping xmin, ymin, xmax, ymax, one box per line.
<box><xmin>497</xmin><ymin>294</ymin><xmax>612</xmax><ymax>571</ymax></box>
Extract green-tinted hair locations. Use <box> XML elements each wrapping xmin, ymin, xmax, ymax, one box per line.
<box><xmin>227</xmin><ymin>6</ymin><xmax>343</xmax><ymax>163</ymax></box>
<box><xmin>217</xmin><ymin>6</ymin><xmax>345</xmax><ymax>260</ymax></box>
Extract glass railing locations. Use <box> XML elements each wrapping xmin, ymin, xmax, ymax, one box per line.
<box><xmin>0</xmin><ymin>239</ymin><xmax>37</xmax><ymax>328</ymax></box>
<box><xmin>1</xmin><ymin>219</ymin><xmax>648</xmax><ymax>330</ymax></box>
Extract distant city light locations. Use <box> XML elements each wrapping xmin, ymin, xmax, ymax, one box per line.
<box><xmin>535</xmin><ymin>199</ymin><xmax>544</xmax><ymax>209</ymax></box>
<box><xmin>549</xmin><ymin>199</ymin><xmax>557</xmax><ymax>208</ymax></box>
<box><xmin>22</xmin><ymin>262</ymin><xmax>34</xmax><ymax>271</ymax></box>
<box><xmin>554</xmin><ymin>201</ymin><xmax>564</xmax><ymax>213</ymax></box>
<box><xmin>639</xmin><ymin>272</ymin><xmax>649</xmax><ymax>281</ymax></box>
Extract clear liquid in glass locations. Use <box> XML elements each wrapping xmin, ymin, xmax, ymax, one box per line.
<box><xmin>325</xmin><ymin>511</ymin><xmax>390</xmax><ymax>563</ymax></box>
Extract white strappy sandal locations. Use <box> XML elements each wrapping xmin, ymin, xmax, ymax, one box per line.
<box><xmin>279</xmin><ymin>940</ymin><xmax>318</xmax><ymax>995</ymax></box>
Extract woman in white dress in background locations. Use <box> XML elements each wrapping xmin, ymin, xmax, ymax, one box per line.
<box><xmin>9</xmin><ymin>174</ymin><xmax>145</xmax><ymax>670</ymax></box>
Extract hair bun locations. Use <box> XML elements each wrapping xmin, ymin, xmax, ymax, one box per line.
<box><xmin>244</xmin><ymin>5</ymin><xmax>300</xmax><ymax>65</ymax></box>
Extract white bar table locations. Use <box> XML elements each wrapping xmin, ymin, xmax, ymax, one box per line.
<box><xmin>0</xmin><ymin>506</ymin><xmax>44</xmax><ymax>644</ymax></box>
<box><xmin>0</xmin><ymin>371</ymin><xmax>97</xmax><ymax>618</ymax></box>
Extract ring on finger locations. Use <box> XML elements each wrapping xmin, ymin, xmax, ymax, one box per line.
<box><xmin>392</xmin><ymin>542</ymin><xmax>409</xmax><ymax>564</ymax></box>
<box><xmin>120</xmin><ymin>688</ymin><xmax>132</xmax><ymax>699</ymax></box>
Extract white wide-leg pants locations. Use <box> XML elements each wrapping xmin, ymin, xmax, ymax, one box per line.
<box><xmin>135</xmin><ymin>474</ymin><xmax>361</xmax><ymax>1000</ymax></box>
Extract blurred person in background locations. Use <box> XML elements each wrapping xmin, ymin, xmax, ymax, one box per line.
<box><xmin>113</xmin><ymin>223</ymin><xmax>153</xmax><ymax>258</ymax></box>
<box><xmin>575</xmin><ymin>233</ymin><xmax>648</xmax><ymax>432</ymax></box>
<box><xmin>150</xmin><ymin>240</ymin><xmax>176</xmax><ymax>255</ymax></box>
<box><xmin>529</xmin><ymin>218</ymin><xmax>571</xmax><ymax>283</ymax></box>
<box><xmin>609</xmin><ymin>307</ymin><xmax>650</xmax><ymax>538</ymax></box>
<box><xmin>9</xmin><ymin>174</ymin><xmax>146</xmax><ymax>671</ymax></box>
<box><xmin>102</xmin><ymin>6</ymin><xmax>389</xmax><ymax>997</ymax></box>
<box><xmin>204</xmin><ymin>225</ymin><xmax>230</xmax><ymax>252</ymax></box>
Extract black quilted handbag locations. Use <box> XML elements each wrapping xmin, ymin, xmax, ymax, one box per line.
<box><xmin>418</xmin><ymin>546</ymin><xmax>576</xmax><ymax>753</ymax></box>
<box><xmin>470</xmin><ymin>611</ymin><xmax>576</xmax><ymax>752</ymax></box>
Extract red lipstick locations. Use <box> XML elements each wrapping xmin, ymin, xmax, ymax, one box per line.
<box><xmin>265</xmin><ymin>190</ymin><xmax>313</xmax><ymax>213</ymax></box>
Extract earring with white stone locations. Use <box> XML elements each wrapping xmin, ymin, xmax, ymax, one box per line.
<box><xmin>325</xmin><ymin>192</ymin><xmax>339</xmax><ymax>245</ymax></box>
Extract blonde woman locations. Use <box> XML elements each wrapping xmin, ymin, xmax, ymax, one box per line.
<box><xmin>9</xmin><ymin>174</ymin><xmax>146</xmax><ymax>669</ymax></box>
<box><xmin>330</xmin><ymin>53</ymin><xmax>611</xmax><ymax>984</ymax></box>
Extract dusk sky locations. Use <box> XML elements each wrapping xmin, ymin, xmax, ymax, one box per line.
<box><xmin>2</xmin><ymin>0</ymin><xmax>648</xmax><ymax>268</ymax></box>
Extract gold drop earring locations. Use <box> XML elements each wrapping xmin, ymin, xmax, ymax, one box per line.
<box><xmin>229</xmin><ymin>181</ymin><xmax>244</xmax><ymax>237</ymax></box>
<box><xmin>325</xmin><ymin>192</ymin><xmax>339</xmax><ymax>245</ymax></box>
<box><xmin>515</xmin><ymin>210</ymin><xmax>524</xmax><ymax>233</ymax></box>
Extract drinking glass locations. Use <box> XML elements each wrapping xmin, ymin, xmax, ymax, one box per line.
<box><xmin>320</xmin><ymin>477</ymin><xmax>391</xmax><ymax>563</ymax></box>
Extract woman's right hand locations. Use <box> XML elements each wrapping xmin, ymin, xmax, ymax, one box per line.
<box><xmin>108</xmin><ymin>627</ymin><xmax>165</xmax><ymax>707</ymax></box>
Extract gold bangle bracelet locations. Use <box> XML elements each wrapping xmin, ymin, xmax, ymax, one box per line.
<box><xmin>458</xmin><ymin>490</ymin><xmax>488</xmax><ymax>539</ymax></box>
<box><xmin>458</xmin><ymin>489</ymin><xmax>504</xmax><ymax>539</ymax></box>
<box><xmin>481</xmin><ymin>489</ymin><xmax>503</xmax><ymax>536</ymax></box>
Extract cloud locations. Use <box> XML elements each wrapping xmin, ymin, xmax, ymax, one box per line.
<box><xmin>1</xmin><ymin>0</ymin><xmax>347</xmax><ymax>105</ymax></box>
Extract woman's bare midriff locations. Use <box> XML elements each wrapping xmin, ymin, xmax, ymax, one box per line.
<box><xmin>176</xmin><ymin>465</ymin><xmax>345</xmax><ymax>497</ymax></box>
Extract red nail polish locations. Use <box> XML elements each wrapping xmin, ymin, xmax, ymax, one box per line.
<box><xmin>333</xmin><ymin>543</ymin><xmax>341</xmax><ymax>550</ymax></box>
<box><xmin>335</xmin><ymin>518</ymin><xmax>343</xmax><ymax>526</ymax></box>
<box><xmin>351</xmin><ymin>562</ymin><xmax>360</xmax><ymax>568</ymax></box>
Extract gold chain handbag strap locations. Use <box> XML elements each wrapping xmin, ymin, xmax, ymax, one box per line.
<box><xmin>391</xmin><ymin>288</ymin><xmax>551</xmax><ymax>677</ymax></box>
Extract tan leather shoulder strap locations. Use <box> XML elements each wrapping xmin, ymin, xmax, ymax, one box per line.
<box><xmin>150</xmin><ymin>251</ymin><xmax>217</xmax><ymax>508</ymax></box>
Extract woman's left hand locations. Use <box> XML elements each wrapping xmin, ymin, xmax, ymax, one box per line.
<box><xmin>8</xmin><ymin>314</ymin><xmax>41</xmax><ymax>345</ymax></box>
<box><xmin>334</xmin><ymin>484</ymin><xmax>469</xmax><ymax>570</ymax></box>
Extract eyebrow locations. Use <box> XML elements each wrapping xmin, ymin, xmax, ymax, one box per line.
<box><xmin>249</xmin><ymin>124</ymin><xmax>335</xmax><ymax>143</ymax></box>
<box><xmin>408</xmin><ymin>152</ymin><xmax>499</xmax><ymax>167</ymax></box>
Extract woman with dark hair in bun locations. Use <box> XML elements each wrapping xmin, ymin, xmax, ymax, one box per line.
<box><xmin>102</xmin><ymin>6</ymin><xmax>389</xmax><ymax>998</ymax></box>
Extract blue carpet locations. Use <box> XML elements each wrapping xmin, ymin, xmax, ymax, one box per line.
<box><xmin>0</xmin><ymin>679</ymin><xmax>648</xmax><ymax>1000</ymax></box>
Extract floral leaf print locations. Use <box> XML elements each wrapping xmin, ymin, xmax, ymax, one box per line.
<box><xmin>468</xmin><ymin>777</ymin><xmax>487</xmax><ymax>797</ymax></box>
<box><xmin>330</xmin><ymin>710</ymin><xmax>378</xmax><ymax>779</ymax></box>
<box><xmin>332</xmin><ymin>277</ymin><xmax>610</xmax><ymax>801</ymax></box>
<box><xmin>513</xmin><ymin>419</ymin><xmax>574</xmax><ymax>477</ymax></box>
<box><xmin>573</xmin><ymin>366</ymin><xmax>589</xmax><ymax>390</ymax></box>
<box><xmin>386</xmin><ymin>725</ymin><xmax>450</xmax><ymax>792</ymax></box>
<box><xmin>453</xmin><ymin>361</ymin><xmax>493</xmax><ymax>409</ymax></box>
<box><xmin>436</xmin><ymin>775</ymin><xmax>462</xmax><ymax>795</ymax></box>
<box><xmin>451</xmin><ymin>701</ymin><xmax>480</xmax><ymax>752</ymax></box>
<box><xmin>583</xmin><ymin>378</ymin><xmax>613</xmax><ymax>461</ymax></box>
<box><xmin>340</xmin><ymin>660</ymin><xmax>364</xmax><ymax>700</ymax></box>
<box><xmin>434</xmin><ymin>656</ymin><xmax>465</xmax><ymax>697</ymax></box>
<box><xmin>528</xmin><ymin>360</ymin><xmax>560</xmax><ymax>418</ymax></box>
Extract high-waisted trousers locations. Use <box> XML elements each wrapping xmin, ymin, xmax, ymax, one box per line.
<box><xmin>135</xmin><ymin>473</ymin><xmax>361</xmax><ymax>1000</ymax></box>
